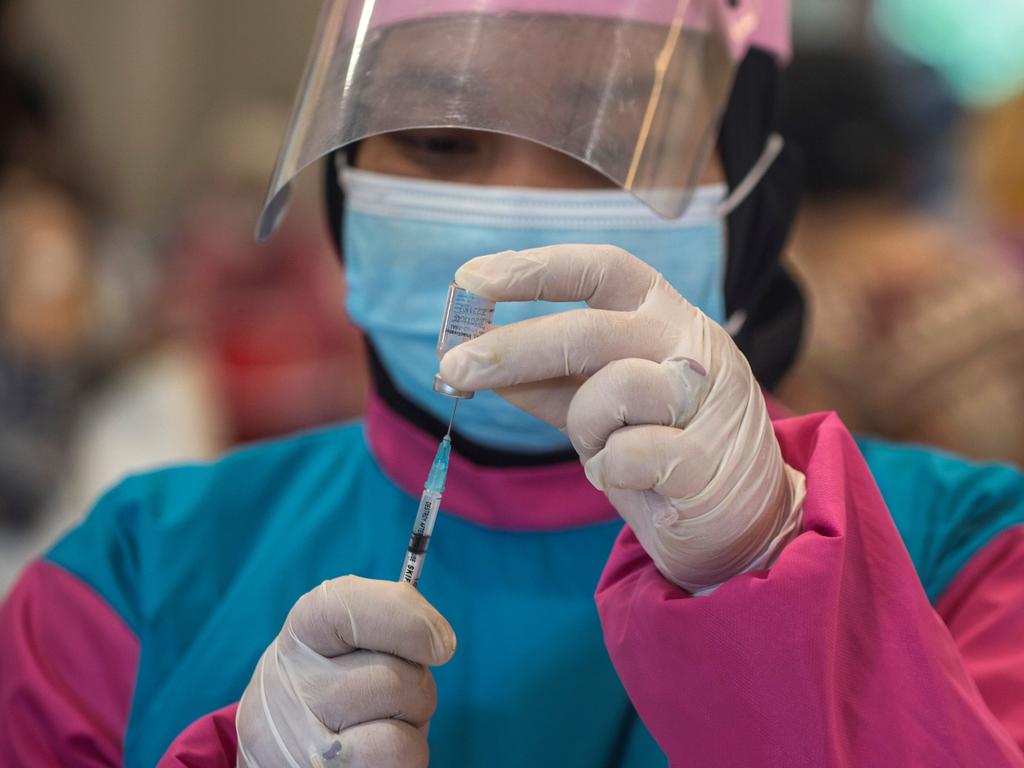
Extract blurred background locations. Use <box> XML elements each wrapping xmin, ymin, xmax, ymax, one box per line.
<box><xmin>0</xmin><ymin>0</ymin><xmax>367</xmax><ymax>588</ymax></box>
<box><xmin>1</xmin><ymin>0</ymin><xmax>1022</xmax><ymax>592</ymax></box>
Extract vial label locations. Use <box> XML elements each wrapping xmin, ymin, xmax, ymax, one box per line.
<box><xmin>437</xmin><ymin>283</ymin><xmax>495</xmax><ymax>357</ymax></box>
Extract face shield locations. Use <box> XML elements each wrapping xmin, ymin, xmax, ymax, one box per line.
<box><xmin>258</xmin><ymin>0</ymin><xmax>780</xmax><ymax>240</ymax></box>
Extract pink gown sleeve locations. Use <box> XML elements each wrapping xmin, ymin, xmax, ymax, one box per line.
<box><xmin>935</xmin><ymin>526</ymin><xmax>1024</xmax><ymax>749</ymax></box>
<box><xmin>157</xmin><ymin>704</ymin><xmax>240</xmax><ymax>767</ymax></box>
<box><xmin>595</xmin><ymin>412</ymin><xmax>1024</xmax><ymax>767</ymax></box>
<box><xmin>0</xmin><ymin>560</ymin><xmax>139</xmax><ymax>767</ymax></box>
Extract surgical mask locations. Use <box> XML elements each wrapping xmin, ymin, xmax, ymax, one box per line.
<box><xmin>341</xmin><ymin>167</ymin><xmax>736</xmax><ymax>454</ymax></box>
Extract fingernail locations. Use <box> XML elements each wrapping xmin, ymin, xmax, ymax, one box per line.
<box><xmin>454</xmin><ymin>264</ymin><xmax>487</xmax><ymax>294</ymax></box>
<box><xmin>454</xmin><ymin>251</ymin><xmax>513</xmax><ymax>293</ymax></box>
<box><xmin>682</xmin><ymin>358</ymin><xmax>707</xmax><ymax>376</ymax></box>
<box><xmin>440</xmin><ymin>342</ymin><xmax>501</xmax><ymax>391</ymax></box>
<box><xmin>431</xmin><ymin>621</ymin><xmax>457</xmax><ymax>662</ymax></box>
<box><xmin>438</xmin><ymin>348</ymin><xmax>469</xmax><ymax>389</ymax></box>
<box><xmin>583</xmin><ymin>455</ymin><xmax>607</xmax><ymax>492</ymax></box>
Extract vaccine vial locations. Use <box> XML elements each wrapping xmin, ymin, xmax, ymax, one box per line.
<box><xmin>433</xmin><ymin>282</ymin><xmax>496</xmax><ymax>399</ymax></box>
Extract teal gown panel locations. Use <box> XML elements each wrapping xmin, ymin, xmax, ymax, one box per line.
<box><xmin>47</xmin><ymin>422</ymin><xmax>1024</xmax><ymax>766</ymax></box>
<box><xmin>47</xmin><ymin>423</ymin><xmax>666</xmax><ymax>767</ymax></box>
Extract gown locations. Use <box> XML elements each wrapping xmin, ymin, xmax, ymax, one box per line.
<box><xmin>2</xmin><ymin>395</ymin><xmax>1024</xmax><ymax>767</ymax></box>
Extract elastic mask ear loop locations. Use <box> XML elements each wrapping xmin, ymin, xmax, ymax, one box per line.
<box><xmin>334</xmin><ymin>149</ymin><xmax>349</xmax><ymax>184</ymax></box>
<box><xmin>719</xmin><ymin>133</ymin><xmax>785</xmax><ymax>339</ymax></box>
<box><xmin>714</xmin><ymin>133</ymin><xmax>784</xmax><ymax>218</ymax></box>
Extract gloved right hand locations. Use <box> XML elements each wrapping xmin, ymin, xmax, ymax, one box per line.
<box><xmin>440</xmin><ymin>246</ymin><xmax>804</xmax><ymax>594</ymax></box>
<box><xmin>236</xmin><ymin>575</ymin><xmax>456</xmax><ymax>768</ymax></box>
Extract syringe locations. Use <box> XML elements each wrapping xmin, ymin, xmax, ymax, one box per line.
<box><xmin>400</xmin><ymin>401</ymin><xmax>458</xmax><ymax>588</ymax></box>
<box><xmin>400</xmin><ymin>282</ymin><xmax>488</xmax><ymax>589</ymax></box>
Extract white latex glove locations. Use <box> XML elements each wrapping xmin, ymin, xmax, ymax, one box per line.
<box><xmin>236</xmin><ymin>575</ymin><xmax>456</xmax><ymax>768</ymax></box>
<box><xmin>439</xmin><ymin>245</ymin><xmax>806</xmax><ymax>594</ymax></box>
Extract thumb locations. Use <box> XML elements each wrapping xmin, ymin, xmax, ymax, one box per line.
<box><xmin>286</xmin><ymin>575</ymin><xmax>457</xmax><ymax>666</ymax></box>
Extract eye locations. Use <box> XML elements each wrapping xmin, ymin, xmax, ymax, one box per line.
<box><xmin>390</xmin><ymin>130</ymin><xmax>481</xmax><ymax>161</ymax></box>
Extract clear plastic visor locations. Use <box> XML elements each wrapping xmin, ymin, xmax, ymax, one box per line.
<box><xmin>257</xmin><ymin>2</ymin><xmax>745</xmax><ymax>240</ymax></box>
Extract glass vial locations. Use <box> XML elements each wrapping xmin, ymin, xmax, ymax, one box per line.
<box><xmin>433</xmin><ymin>282</ymin><xmax>495</xmax><ymax>399</ymax></box>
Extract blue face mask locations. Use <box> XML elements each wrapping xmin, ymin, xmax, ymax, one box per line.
<box><xmin>342</xmin><ymin>167</ymin><xmax>728</xmax><ymax>454</ymax></box>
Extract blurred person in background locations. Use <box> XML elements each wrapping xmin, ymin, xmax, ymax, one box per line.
<box><xmin>0</xmin><ymin>0</ymin><xmax>207</xmax><ymax>588</ymax></box>
<box><xmin>777</xmin><ymin>49</ymin><xmax>1024</xmax><ymax>466</ymax></box>
<box><xmin>0</xmin><ymin>0</ymin><xmax>97</xmax><ymax>530</ymax></box>
<box><xmin>969</xmin><ymin>93</ymin><xmax>1024</xmax><ymax>270</ymax></box>
<box><xmin>43</xmin><ymin>103</ymin><xmax>368</xmax><ymax>579</ymax></box>
<box><xmin>0</xmin><ymin>180</ymin><xmax>93</xmax><ymax>528</ymax></box>
<box><xmin>163</xmin><ymin>103</ymin><xmax>367</xmax><ymax>445</ymax></box>
<box><xmin>0</xmin><ymin>1</ymin><xmax>366</xmax><ymax>593</ymax></box>
<box><xmin>3</xmin><ymin>3</ymin><xmax>1024</xmax><ymax>768</ymax></box>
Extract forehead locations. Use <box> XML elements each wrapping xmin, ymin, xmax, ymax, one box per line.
<box><xmin>366</xmin><ymin>15</ymin><xmax>710</xmax><ymax>98</ymax></box>
<box><xmin>352</xmin><ymin>15</ymin><xmax>725</xmax><ymax>166</ymax></box>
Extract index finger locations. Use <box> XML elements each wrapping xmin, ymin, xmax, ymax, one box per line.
<box><xmin>286</xmin><ymin>575</ymin><xmax>456</xmax><ymax>666</ymax></box>
<box><xmin>454</xmin><ymin>244</ymin><xmax>660</xmax><ymax>311</ymax></box>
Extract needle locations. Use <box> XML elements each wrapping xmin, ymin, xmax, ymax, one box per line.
<box><xmin>445</xmin><ymin>399</ymin><xmax>459</xmax><ymax>438</ymax></box>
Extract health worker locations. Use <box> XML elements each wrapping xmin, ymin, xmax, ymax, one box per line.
<box><xmin>3</xmin><ymin>2</ymin><xmax>1024</xmax><ymax>766</ymax></box>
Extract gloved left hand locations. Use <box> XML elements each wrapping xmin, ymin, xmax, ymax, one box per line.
<box><xmin>235</xmin><ymin>576</ymin><xmax>455</xmax><ymax>767</ymax></box>
<box><xmin>439</xmin><ymin>244</ymin><xmax>805</xmax><ymax>593</ymax></box>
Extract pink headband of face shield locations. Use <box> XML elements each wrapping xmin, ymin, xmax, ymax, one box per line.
<box><xmin>355</xmin><ymin>0</ymin><xmax>791</xmax><ymax>62</ymax></box>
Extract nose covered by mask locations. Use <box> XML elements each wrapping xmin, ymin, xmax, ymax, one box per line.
<box><xmin>341</xmin><ymin>166</ymin><xmax>728</xmax><ymax>454</ymax></box>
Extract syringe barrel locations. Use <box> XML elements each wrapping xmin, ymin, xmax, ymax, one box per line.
<box><xmin>401</xmin><ymin>489</ymin><xmax>443</xmax><ymax>587</ymax></box>
<box><xmin>400</xmin><ymin>538</ymin><xmax>430</xmax><ymax>587</ymax></box>
<box><xmin>412</xmin><ymin>489</ymin><xmax>442</xmax><ymax>536</ymax></box>
<box><xmin>433</xmin><ymin>282</ymin><xmax>495</xmax><ymax>399</ymax></box>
